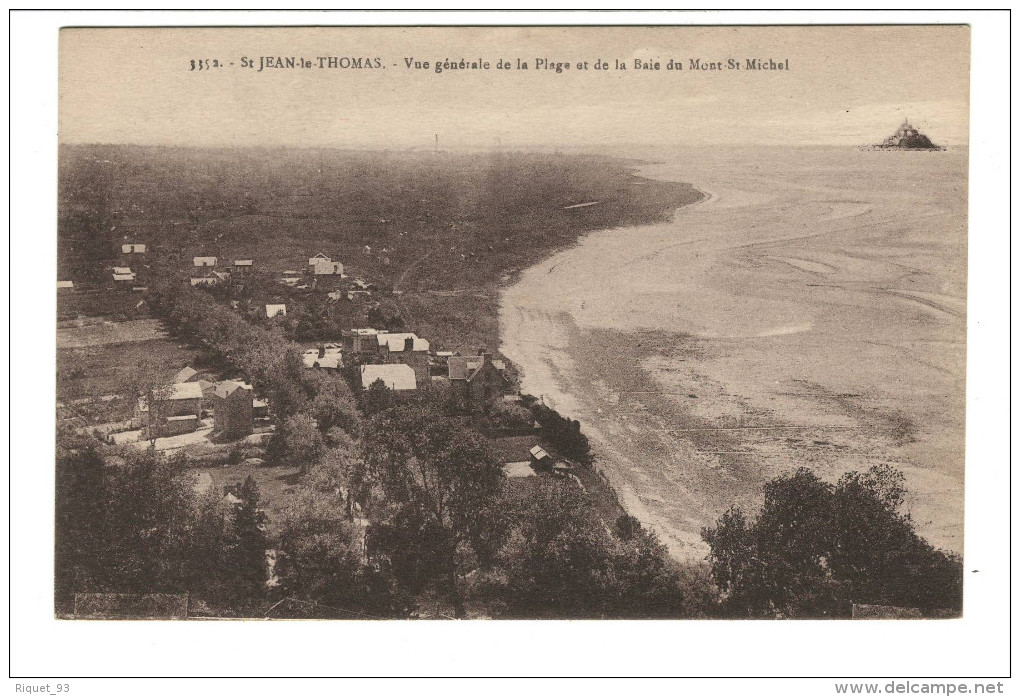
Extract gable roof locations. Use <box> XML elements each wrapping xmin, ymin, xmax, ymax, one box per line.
<box><xmin>376</xmin><ymin>332</ymin><xmax>428</xmax><ymax>352</ymax></box>
<box><xmin>266</xmin><ymin>304</ymin><xmax>287</xmax><ymax>318</ymax></box>
<box><xmin>530</xmin><ymin>445</ymin><xmax>551</xmax><ymax>460</ymax></box>
<box><xmin>113</xmin><ymin>266</ymin><xmax>133</xmax><ymax>275</ymax></box>
<box><xmin>310</xmin><ymin>252</ymin><xmax>331</xmax><ymax>261</ymax></box>
<box><xmin>174</xmin><ymin>366</ymin><xmax>199</xmax><ymax>383</ymax></box>
<box><xmin>56</xmin><ymin>280</ymin><xmax>74</xmax><ymax>289</ymax></box>
<box><xmin>360</xmin><ymin>363</ymin><xmax>417</xmax><ymax>391</ymax></box>
<box><xmin>384</xmin><ymin>335</ymin><xmax>429</xmax><ymax>353</ymax></box>
<box><xmin>193</xmin><ymin>256</ymin><xmax>217</xmax><ymax>267</ymax></box>
<box><xmin>448</xmin><ymin>355</ymin><xmax>484</xmax><ymax>381</ymax></box>
<box><xmin>113</xmin><ymin>273</ymin><xmax>136</xmax><ymax>282</ymax></box>
<box><xmin>165</xmin><ymin>382</ymin><xmax>203</xmax><ymax>401</ymax></box>
<box><xmin>213</xmin><ymin>380</ymin><xmax>253</xmax><ymax>400</ymax></box>
<box><xmin>233</xmin><ymin>259</ymin><xmax>253</xmax><ymax>266</ymax></box>
<box><xmin>303</xmin><ymin>350</ymin><xmax>343</xmax><ymax>370</ymax></box>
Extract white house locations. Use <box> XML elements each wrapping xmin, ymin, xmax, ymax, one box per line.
<box><xmin>193</xmin><ymin>256</ymin><xmax>217</xmax><ymax>268</ymax></box>
<box><xmin>122</xmin><ymin>243</ymin><xmax>146</xmax><ymax>254</ymax></box>
<box><xmin>308</xmin><ymin>253</ymin><xmax>343</xmax><ymax>275</ymax></box>
<box><xmin>266</xmin><ymin>304</ymin><xmax>287</xmax><ymax>318</ymax></box>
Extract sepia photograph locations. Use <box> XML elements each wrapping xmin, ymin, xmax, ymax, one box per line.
<box><xmin>9</xmin><ymin>9</ymin><xmax>1012</xmax><ymax>685</ymax></box>
<box><xmin>54</xmin><ymin>24</ymin><xmax>969</xmax><ymax>619</ymax></box>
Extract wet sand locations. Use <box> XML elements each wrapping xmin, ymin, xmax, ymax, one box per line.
<box><xmin>499</xmin><ymin>146</ymin><xmax>967</xmax><ymax>561</ymax></box>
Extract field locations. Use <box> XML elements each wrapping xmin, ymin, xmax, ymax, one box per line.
<box><xmin>56</xmin><ymin>321</ymin><xmax>198</xmax><ymax>426</ymax></box>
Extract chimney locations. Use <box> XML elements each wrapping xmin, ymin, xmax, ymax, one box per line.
<box><xmin>404</xmin><ymin>337</ymin><xmax>414</xmax><ymax>353</ymax></box>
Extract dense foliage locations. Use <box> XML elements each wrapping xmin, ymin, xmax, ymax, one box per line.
<box><xmin>701</xmin><ymin>466</ymin><xmax>963</xmax><ymax>618</ymax></box>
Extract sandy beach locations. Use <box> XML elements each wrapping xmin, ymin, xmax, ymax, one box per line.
<box><xmin>499</xmin><ymin>146</ymin><xmax>967</xmax><ymax>561</ymax></box>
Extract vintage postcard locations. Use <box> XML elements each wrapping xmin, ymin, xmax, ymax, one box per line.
<box><xmin>54</xmin><ymin>25</ymin><xmax>970</xmax><ymax>625</ymax></box>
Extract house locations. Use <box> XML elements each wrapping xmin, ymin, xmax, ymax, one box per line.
<box><xmin>233</xmin><ymin>259</ymin><xmax>253</xmax><ymax>274</ymax></box>
<box><xmin>380</xmin><ymin>334</ymin><xmax>430</xmax><ymax>384</ymax></box>
<box><xmin>211</xmin><ymin>381</ymin><xmax>254</xmax><ymax>440</ymax></box>
<box><xmin>121</xmin><ymin>243</ymin><xmax>146</xmax><ymax>254</ymax></box>
<box><xmin>113</xmin><ymin>269</ymin><xmax>136</xmax><ymax>284</ymax></box>
<box><xmin>174</xmin><ymin>366</ymin><xmax>201</xmax><ymax>383</ymax></box>
<box><xmin>193</xmin><ymin>256</ymin><xmax>217</xmax><ymax>268</ymax></box>
<box><xmin>360</xmin><ymin>363</ymin><xmax>417</xmax><ymax>391</ymax></box>
<box><xmin>198</xmin><ymin>379</ymin><xmax>217</xmax><ymax>402</ymax></box>
<box><xmin>57</xmin><ymin>280</ymin><xmax>74</xmax><ymax>291</ymax></box>
<box><xmin>278</xmin><ymin>277</ymin><xmax>300</xmax><ymax>287</ymax></box>
<box><xmin>309</xmin><ymin>255</ymin><xmax>343</xmax><ymax>275</ymax></box>
<box><xmin>266</xmin><ymin>304</ymin><xmax>287</xmax><ymax>318</ymax></box>
<box><xmin>529</xmin><ymin>445</ymin><xmax>552</xmax><ymax>470</ymax></box>
<box><xmin>448</xmin><ymin>352</ymin><xmax>508</xmax><ymax>407</ymax></box>
<box><xmin>302</xmin><ymin>348</ymin><xmax>343</xmax><ymax>370</ymax></box>
<box><xmin>147</xmin><ymin>382</ymin><xmax>203</xmax><ymax>438</ymax></box>
<box><xmin>343</xmin><ymin>328</ymin><xmax>380</xmax><ymax>355</ymax></box>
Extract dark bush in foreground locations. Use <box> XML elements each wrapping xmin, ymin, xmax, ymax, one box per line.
<box><xmin>701</xmin><ymin>465</ymin><xmax>963</xmax><ymax>618</ymax></box>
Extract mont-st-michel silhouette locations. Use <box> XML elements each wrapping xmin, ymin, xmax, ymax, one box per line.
<box><xmin>866</xmin><ymin>119</ymin><xmax>946</xmax><ymax>151</ymax></box>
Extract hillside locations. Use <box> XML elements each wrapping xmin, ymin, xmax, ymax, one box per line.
<box><xmin>58</xmin><ymin>144</ymin><xmax>702</xmax><ymax>349</ymax></box>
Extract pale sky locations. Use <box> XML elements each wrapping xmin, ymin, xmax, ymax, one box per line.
<box><xmin>59</xmin><ymin>26</ymin><xmax>970</xmax><ymax>148</ymax></box>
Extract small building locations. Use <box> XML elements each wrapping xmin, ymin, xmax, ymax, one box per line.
<box><xmin>122</xmin><ymin>243</ymin><xmax>147</xmax><ymax>254</ymax></box>
<box><xmin>147</xmin><ymin>382</ymin><xmax>204</xmax><ymax>439</ymax></box>
<box><xmin>266</xmin><ymin>304</ymin><xmax>287</xmax><ymax>318</ymax></box>
<box><xmin>57</xmin><ymin>280</ymin><xmax>74</xmax><ymax>291</ymax></box>
<box><xmin>529</xmin><ymin>445</ymin><xmax>552</xmax><ymax>470</ymax></box>
<box><xmin>112</xmin><ymin>267</ymin><xmax>136</xmax><ymax>285</ymax></box>
<box><xmin>380</xmin><ymin>334</ymin><xmax>430</xmax><ymax>385</ymax></box>
<box><xmin>309</xmin><ymin>254</ymin><xmax>343</xmax><ymax>275</ymax></box>
<box><xmin>448</xmin><ymin>352</ymin><xmax>508</xmax><ymax>408</ymax></box>
<box><xmin>198</xmin><ymin>379</ymin><xmax>217</xmax><ymax>402</ymax></box>
<box><xmin>233</xmin><ymin>259</ymin><xmax>253</xmax><ymax>274</ymax></box>
<box><xmin>302</xmin><ymin>348</ymin><xmax>343</xmax><ymax>370</ymax></box>
<box><xmin>360</xmin><ymin>363</ymin><xmax>417</xmax><ymax>391</ymax></box>
<box><xmin>193</xmin><ymin>256</ymin><xmax>217</xmax><ymax>268</ymax></box>
<box><xmin>343</xmin><ymin>328</ymin><xmax>380</xmax><ymax>355</ymax></box>
<box><xmin>212</xmin><ymin>381</ymin><xmax>254</xmax><ymax>440</ymax></box>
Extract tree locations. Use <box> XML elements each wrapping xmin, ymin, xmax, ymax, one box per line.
<box><xmin>306</xmin><ymin>372</ymin><xmax>360</xmax><ymax>437</ymax></box>
<box><xmin>360</xmin><ymin>378</ymin><xmax>394</xmax><ymax>416</ymax></box>
<box><xmin>274</xmin><ymin>488</ymin><xmax>411</xmax><ymax>618</ymax></box>
<box><xmin>226</xmin><ymin>476</ymin><xmax>269</xmax><ymax>607</ymax></box>
<box><xmin>490</xmin><ymin>482</ymin><xmax>712</xmax><ymax>619</ymax></box>
<box><xmin>362</xmin><ymin>402</ymin><xmax>507</xmax><ymax>617</ymax></box>
<box><xmin>55</xmin><ymin>445</ymin><xmax>215</xmax><ymax>611</ymax></box>
<box><xmin>271</xmin><ymin>413</ymin><xmax>325</xmax><ymax>473</ymax></box>
<box><xmin>701</xmin><ymin>466</ymin><xmax>963</xmax><ymax>618</ymax></box>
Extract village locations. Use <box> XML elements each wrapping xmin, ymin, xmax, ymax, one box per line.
<box><xmin>53</xmin><ymin>141</ymin><xmax>964</xmax><ymax>623</ymax></box>
<box><xmin>56</xmin><ymin>237</ymin><xmax>630</xmax><ymax>611</ymax></box>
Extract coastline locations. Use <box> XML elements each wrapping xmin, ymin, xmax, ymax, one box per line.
<box><xmin>499</xmin><ymin>146</ymin><xmax>967</xmax><ymax>562</ymax></box>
